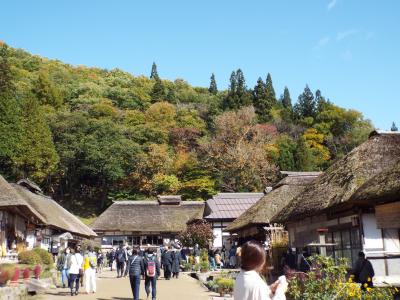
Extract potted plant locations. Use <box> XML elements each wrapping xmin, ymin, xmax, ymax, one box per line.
<box><xmin>216</xmin><ymin>277</ymin><xmax>235</xmax><ymax>297</ymax></box>
<box><xmin>200</xmin><ymin>261</ymin><xmax>209</xmax><ymax>273</ymax></box>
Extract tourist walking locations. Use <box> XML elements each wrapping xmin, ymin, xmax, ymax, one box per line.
<box><xmin>233</xmin><ymin>241</ymin><xmax>273</xmax><ymax>300</ymax></box>
<box><xmin>143</xmin><ymin>249</ymin><xmax>161</xmax><ymax>300</ymax></box>
<box><xmin>107</xmin><ymin>248</ymin><xmax>115</xmax><ymax>271</ymax></box>
<box><xmin>57</xmin><ymin>247</ymin><xmax>70</xmax><ymax>288</ymax></box>
<box><xmin>115</xmin><ymin>244</ymin><xmax>128</xmax><ymax>278</ymax></box>
<box><xmin>352</xmin><ymin>251</ymin><xmax>375</xmax><ymax>291</ymax></box>
<box><xmin>128</xmin><ymin>248</ymin><xmax>143</xmax><ymax>300</ymax></box>
<box><xmin>215</xmin><ymin>249</ymin><xmax>222</xmax><ymax>269</ymax></box>
<box><xmin>97</xmin><ymin>250</ymin><xmax>104</xmax><ymax>273</ymax></box>
<box><xmin>161</xmin><ymin>246</ymin><xmax>172</xmax><ymax>280</ymax></box>
<box><xmin>67</xmin><ymin>247</ymin><xmax>83</xmax><ymax>296</ymax></box>
<box><xmin>208</xmin><ymin>248</ymin><xmax>216</xmax><ymax>271</ymax></box>
<box><xmin>124</xmin><ymin>246</ymin><xmax>132</xmax><ymax>277</ymax></box>
<box><xmin>83</xmin><ymin>246</ymin><xmax>97</xmax><ymax>294</ymax></box>
<box><xmin>171</xmin><ymin>248</ymin><xmax>181</xmax><ymax>279</ymax></box>
<box><xmin>193</xmin><ymin>244</ymin><xmax>200</xmax><ymax>264</ymax></box>
<box><xmin>229</xmin><ymin>245</ymin><xmax>237</xmax><ymax>268</ymax></box>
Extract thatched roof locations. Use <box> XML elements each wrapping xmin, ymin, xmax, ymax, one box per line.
<box><xmin>0</xmin><ymin>175</ymin><xmax>46</xmax><ymax>223</ymax></box>
<box><xmin>12</xmin><ymin>184</ymin><xmax>96</xmax><ymax>238</ymax></box>
<box><xmin>91</xmin><ymin>200</ymin><xmax>205</xmax><ymax>233</ymax></box>
<box><xmin>204</xmin><ymin>193</ymin><xmax>264</xmax><ymax>220</ymax></box>
<box><xmin>349</xmin><ymin>159</ymin><xmax>400</xmax><ymax>205</ymax></box>
<box><xmin>225</xmin><ymin>172</ymin><xmax>321</xmax><ymax>233</ymax></box>
<box><xmin>273</xmin><ymin>131</ymin><xmax>400</xmax><ymax>223</ymax></box>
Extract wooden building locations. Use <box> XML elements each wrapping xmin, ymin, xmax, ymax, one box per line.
<box><xmin>203</xmin><ymin>193</ymin><xmax>265</xmax><ymax>248</ymax></box>
<box><xmin>0</xmin><ymin>175</ymin><xmax>96</xmax><ymax>257</ymax></box>
<box><xmin>225</xmin><ymin>172</ymin><xmax>321</xmax><ymax>245</ymax></box>
<box><xmin>272</xmin><ymin>131</ymin><xmax>400</xmax><ymax>284</ymax></box>
<box><xmin>91</xmin><ymin>195</ymin><xmax>205</xmax><ymax>249</ymax></box>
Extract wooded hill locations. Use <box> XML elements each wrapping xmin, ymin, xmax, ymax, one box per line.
<box><xmin>0</xmin><ymin>42</ymin><xmax>373</xmax><ymax>216</ymax></box>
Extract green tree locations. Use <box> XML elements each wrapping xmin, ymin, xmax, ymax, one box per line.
<box><xmin>252</xmin><ymin>77</ymin><xmax>270</xmax><ymax>122</ymax></box>
<box><xmin>0</xmin><ymin>43</ymin><xmax>22</xmax><ymax>176</ymax></box>
<box><xmin>294</xmin><ymin>136</ymin><xmax>315</xmax><ymax>171</ymax></box>
<box><xmin>265</xmin><ymin>73</ymin><xmax>276</xmax><ymax>106</ymax></box>
<box><xmin>281</xmin><ymin>86</ymin><xmax>292</xmax><ymax>109</ymax></box>
<box><xmin>150</xmin><ymin>62</ymin><xmax>159</xmax><ymax>80</ymax></box>
<box><xmin>223</xmin><ymin>69</ymin><xmax>251</xmax><ymax>110</ymax></box>
<box><xmin>294</xmin><ymin>85</ymin><xmax>316</xmax><ymax>120</ymax></box>
<box><xmin>150</xmin><ymin>78</ymin><xmax>166</xmax><ymax>102</ymax></box>
<box><xmin>14</xmin><ymin>94</ymin><xmax>59</xmax><ymax>182</ymax></box>
<box><xmin>208</xmin><ymin>73</ymin><xmax>218</xmax><ymax>95</ymax></box>
<box><xmin>391</xmin><ymin>122</ymin><xmax>398</xmax><ymax>132</ymax></box>
<box><xmin>34</xmin><ymin>70</ymin><xmax>63</xmax><ymax>108</ymax></box>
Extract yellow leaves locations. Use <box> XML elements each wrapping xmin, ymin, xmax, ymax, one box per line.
<box><xmin>303</xmin><ymin>128</ymin><xmax>331</xmax><ymax>161</ymax></box>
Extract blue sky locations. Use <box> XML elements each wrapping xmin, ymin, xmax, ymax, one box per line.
<box><xmin>1</xmin><ymin>0</ymin><xmax>399</xmax><ymax>129</ymax></box>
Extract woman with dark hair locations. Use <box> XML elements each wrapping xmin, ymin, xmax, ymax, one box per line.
<box><xmin>234</xmin><ymin>241</ymin><xmax>272</xmax><ymax>300</ymax></box>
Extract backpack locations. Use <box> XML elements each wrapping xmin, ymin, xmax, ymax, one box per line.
<box><xmin>146</xmin><ymin>260</ymin><xmax>156</xmax><ymax>277</ymax></box>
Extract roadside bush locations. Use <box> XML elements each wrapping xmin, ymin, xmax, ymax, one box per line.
<box><xmin>215</xmin><ymin>277</ymin><xmax>234</xmax><ymax>292</ymax></box>
<box><xmin>32</xmin><ymin>248</ymin><xmax>53</xmax><ymax>265</ymax></box>
<box><xmin>18</xmin><ymin>250</ymin><xmax>41</xmax><ymax>265</ymax></box>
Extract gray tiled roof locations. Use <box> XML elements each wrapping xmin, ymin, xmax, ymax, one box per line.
<box><xmin>204</xmin><ymin>193</ymin><xmax>264</xmax><ymax>220</ymax></box>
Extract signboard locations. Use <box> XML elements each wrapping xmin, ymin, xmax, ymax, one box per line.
<box><xmin>376</xmin><ymin>202</ymin><xmax>400</xmax><ymax>229</ymax></box>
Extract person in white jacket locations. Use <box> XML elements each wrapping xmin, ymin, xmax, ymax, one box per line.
<box><xmin>234</xmin><ymin>241</ymin><xmax>285</xmax><ymax>300</ymax></box>
<box><xmin>68</xmin><ymin>247</ymin><xmax>83</xmax><ymax>296</ymax></box>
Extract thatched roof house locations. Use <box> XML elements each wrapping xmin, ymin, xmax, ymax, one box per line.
<box><xmin>270</xmin><ymin>131</ymin><xmax>400</xmax><ymax>283</ymax></box>
<box><xmin>273</xmin><ymin>131</ymin><xmax>400</xmax><ymax>223</ymax></box>
<box><xmin>225</xmin><ymin>172</ymin><xmax>321</xmax><ymax>234</ymax></box>
<box><xmin>91</xmin><ymin>200</ymin><xmax>204</xmax><ymax>233</ymax></box>
<box><xmin>0</xmin><ymin>175</ymin><xmax>45</xmax><ymax>224</ymax></box>
<box><xmin>349</xmin><ymin>159</ymin><xmax>400</xmax><ymax>205</ymax></box>
<box><xmin>11</xmin><ymin>184</ymin><xmax>96</xmax><ymax>238</ymax></box>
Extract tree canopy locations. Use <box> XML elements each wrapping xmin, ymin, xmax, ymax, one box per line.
<box><xmin>0</xmin><ymin>42</ymin><xmax>374</xmax><ymax>216</ymax></box>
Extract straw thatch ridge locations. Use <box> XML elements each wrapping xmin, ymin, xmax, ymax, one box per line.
<box><xmin>91</xmin><ymin>200</ymin><xmax>205</xmax><ymax>233</ymax></box>
<box><xmin>272</xmin><ymin>132</ymin><xmax>400</xmax><ymax>223</ymax></box>
<box><xmin>12</xmin><ymin>184</ymin><xmax>96</xmax><ymax>238</ymax></box>
<box><xmin>0</xmin><ymin>175</ymin><xmax>46</xmax><ymax>223</ymax></box>
<box><xmin>225</xmin><ymin>172</ymin><xmax>320</xmax><ymax>233</ymax></box>
<box><xmin>349</xmin><ymin>160</ymin><xmax>400</xmax><ymax>205</ymax></box>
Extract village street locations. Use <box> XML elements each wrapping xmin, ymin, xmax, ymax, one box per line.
<box><xmin>41</xmin><ymin>269</ymin><xmax>218</xmax><ymax>300</ymax></box>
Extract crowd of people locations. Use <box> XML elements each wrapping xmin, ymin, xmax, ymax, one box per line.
<box><xmin>56</xmin><ymin>244</ymin><xmax>99</xmax><ymax>296</ymax></box>
<box><xmin>55</xmin><ymin>241</ymin><xmax>376</xmax><ymax>300</ymax></box>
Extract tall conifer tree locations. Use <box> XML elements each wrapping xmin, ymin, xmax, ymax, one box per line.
<box><xmin>208</xmin><ymin>73</ymin><xmax>218</xmax><ymax>95</ymax></box>
<box><xmin>150</xmin><ymin>62</ymin><xmax>159</xmax><ymax>80</ymax></box>
<box><xmin>294</xmin><ymin>85</ymin><xmax>316</xmax><ymax>119</ymax></box>
<box><xmin>391</xmin><ymin>122</ymin><xmax>398</xmax><ymax>132</ymax></box>
<box><xmin>281</xmin><ymin>86</ymin><xmax>292</xmax><ymax>109</ymax></box>
<box><xmin>253</xmin><ymin>77</ymin><xmax>269</xmax><ymax>122</ymax></box>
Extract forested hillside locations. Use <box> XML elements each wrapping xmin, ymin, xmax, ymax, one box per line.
<box><xmin>0</xmin><ymin>42</ymin><xmax>373</xmax><ymax>215</ymax></box>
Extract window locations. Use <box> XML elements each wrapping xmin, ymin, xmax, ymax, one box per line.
<box><xmin>143</xmin><ymin>235</ymin><xmax>163</xmax><ymax>245</ymax></box>
<box><xmin>325</xmin><ymin>228</ymin><xmax>361</xmax><ymax>267</ymax></box>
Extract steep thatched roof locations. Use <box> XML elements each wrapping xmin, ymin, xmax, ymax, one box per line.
<box><xmin>225</xmin><ymin>172</ymin><xmax>321</xmax><ymax>233</ymax></box>
<box><xmin>12</xmin><ymin>184</ymin><xmax>96</xmax><ymax>238</ymax></box>
<box><xmin>204</xmin><ymin>193</ymin><xmax>264</xmax><ymax>220</ymax></box>
<box><xmin>349</xmin><ymin>160</ymin><xmax>400</xmax><ymax>205</ymax></box>
<box><xmin>0</xmin><ymin>175</ymin><xmax>45</xmax><ymax>223</ymax></box>
<box><xmin>91</xmin><ymin>201</ymin><xmax>205</xmax><ymax>233</ymax></box>
<box><xmin>273</xmin><ymin>131</ymin><xmax>400</xmax><ymax>223</ymax></box>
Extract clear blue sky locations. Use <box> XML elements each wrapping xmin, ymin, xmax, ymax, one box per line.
<box><xmin>1</xmin><ymin>0</ymin><xmax>399</xmax><ymax>129</ymax></box>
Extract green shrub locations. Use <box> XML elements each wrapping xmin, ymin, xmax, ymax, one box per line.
<box><xmin>216</xmin><ymin>277</ymin><xmax>235</xmax><ymax>292</ymax></box>
<box><xmin>200</xmin><ymin>261</ymin><xmax>209</xmax><ymax>272</ymax></box>
<box><xmin>32</xmin><ymin>248</ymin><xmax>54</xmax><ymax>265</ymax></box>
<box><xmin>18</xmin><ymin>250</ymin><xmax>41</xmax><ymax>265</ymax></box>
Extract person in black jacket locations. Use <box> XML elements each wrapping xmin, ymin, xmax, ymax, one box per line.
<box><xmin>128</xmin><ymin>248</ymin><xmax>143</xmax><ymax>300</ymax></box>
<box><xmin>352</xmin><ymin>251</ymin><xmax>375</xmax><ymax>291</ymax></box>
<box><xmin>115</xmin><ymin>244</ymin><xmax>128</xmax><ymax>278</ymax></box>
<box><xmin>171</xmin><ymin>249</ymin><xmax>181</xmax><ymax>279</ymax></box>
<box><xmin>161</xmin><ymin>246</ymin><xmax>172</xmax><ymax>280</ymax></box>
<box><xmin>143</xmin><ymin>249</ymin><xmax>161</xmax><ymax>300</ymax></box>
